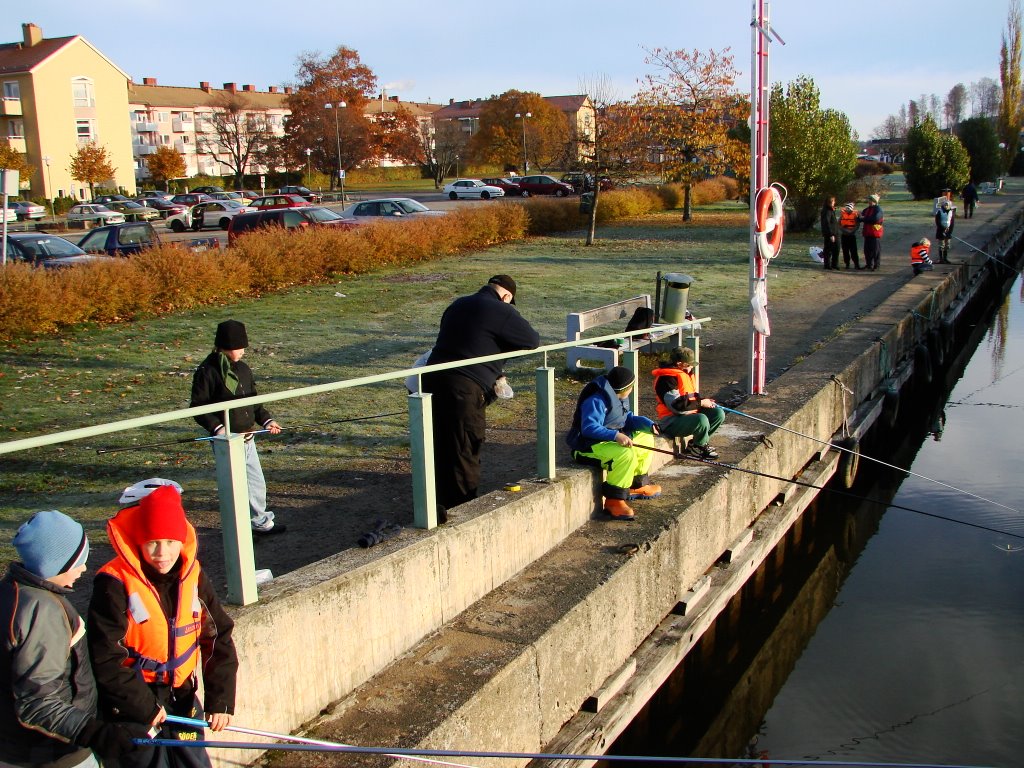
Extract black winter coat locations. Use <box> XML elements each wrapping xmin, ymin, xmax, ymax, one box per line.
<box><xmin>190</xmin><ymin>351</ymin><xmax>273</xmax><ymax>435</ymax></box>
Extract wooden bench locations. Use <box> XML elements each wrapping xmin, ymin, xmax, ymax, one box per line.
<box><xmin>566</xmin><ymin>295</ymin><xmax>696</xmax><ymax>373</ymax></box>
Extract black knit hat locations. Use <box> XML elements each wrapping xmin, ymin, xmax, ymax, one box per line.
<box><xmin>488</xmin><ymin>274</ymin><xmax>517</xmax><ymax>304</ymax></box>
<box><xmin>606</xmin><ymin>366</ymin><xmax>635</xmax><ymax>391</ymax></box>
<box><xmin>215</xmin><ymin>320</ymin><xmax>248</xmax><ymax>350</ymax></box>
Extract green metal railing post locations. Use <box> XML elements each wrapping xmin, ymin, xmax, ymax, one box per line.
<box><xmin>408</xmin><ymin>393</ymin><xmax>438</xmax><ymax>529</ymax></box>
<box><xmin>211</xmin><ymin>433</ymin><xmax>258</xmax><ymax>605</ymax></box>
<box><xmin>535</xmin><ymin>366</ymin><xmax>556</xmax><ymax>480</ymax></box>
<box><xmin>621</xmin><ymin>348</ymin><xmax>639</xmax><ymax>414</ymax></box>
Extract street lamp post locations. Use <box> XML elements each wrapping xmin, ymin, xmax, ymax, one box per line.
<box><xmin>514</xmin><ymin>112</ymin><xmax>532</xmax><ymax>173</ymax></box>
<box><xmin>43</xmin><ymin>155</ymin><xmax>54</xmax><ymax>220</ymax></box>
<box><xmin>324</xmin><ymin>101</ymin><xmax>347</xmax><ymax>203</ymax></box>
<box><xmin>455</xmin><ymin>154</ymin><xmax>459</xmax><ymax>178</ymax></box>
<box><xmin>304</xmin><ymin>148</ymin><xmax>312</xmax><ymax>188</ymax></box>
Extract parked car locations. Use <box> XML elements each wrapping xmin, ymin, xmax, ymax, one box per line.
<box><xmin>208</xmin><ymin>191</ymin><xmax>248</xmax><ymax>202</ymax></box>
<box><xmin>0</xmin><ymin>207</ymin><xmax>15</xmax><ymax>224</ymax></box>
<box><xmin>4</xmin><ymin>233</ymin><xmax>113</xmax><ymax>268</ymax></box>
<box><xmin>136</xmin><ymin>190</ymin><xmax>174</xmax><ymax>201</ymax></box>
<box><xmin>443</xmin><ymin>179</ymin><xmax>505</xmax><ymax>200</ymax></box>
<box><xmin>6</xmin><ymin>200</ymin><xmax>46</xmax><ymax>220</ymax></box>
<box><xmin>170</xmin><ymin>193</ymin><xmax>213</xmax><ymax>207</ymax></box>
<box><xmin>515</xmin><ymin>175</ymin><xmax>574</xmax><ymax>197</ymax></box>
<box><xmin>340</xmin><ymin>198</ymin><xmax>447</xmax><ymax>218</ymax></box>
<box><xmin>275</xmin><ymin>185</ymin><xmax>323</xmax><ymax>204</ymax></box>
<box><xmin>66</xmin><ymin>204</ymin><xmax>126</xmax><ymax>225</ymax></box>
<box><xmin>248</xmin><ymin>194</ymin><xmax>312</xmax><ymax>210</ymax></box>
<box><xmin>75</xmin><ymin>221</ymin><xmax>160</xmax><ymax>256</ymax></box>
<box><xmin>191</xmin><ymin>185</ymin><xmax>224</xmax><ymax>194</ymax></box>
<box><xmin>166</xmin><ymin>200</ymin><xmax>254</xmax><ymax>232</ymax></box>
<box><xmin>134</xmin><ymin>198</ymin><xmax>187</xmax><ymax>219</ymax></box>
<box><xmin>235</xmin><ymin>190</ymin><xmax>261</xmax><ymax>201</ymax></box>
<box><xmin>93</xmin><ymin>194</ymin><xmax>132</xmax><ymax>205</ymax></box>
<box><xmin>481</xmin><ymin>177</ymin><xmax>524</xmax><ymax>196</ymax></box>
<box><xmin>227</xmin><ymin>206</ymin><xmax>358</xmax><ymax>245</ymax></box>
<box><xmin>105</xmin><ymin>200</ymin><xmax>161</xmax><ymax>221</ymax></box>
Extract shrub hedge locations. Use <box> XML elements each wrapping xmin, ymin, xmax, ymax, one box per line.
<box><xmin>0</xmin><ymin>178</ymin><xmax>737</xmax><ymax>341</ymax></box>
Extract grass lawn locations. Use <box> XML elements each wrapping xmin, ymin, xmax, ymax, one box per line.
<box><xmin>0</xmin><ymin>176</ymin><xmax>971</xmax><ymax>563</ymax></box>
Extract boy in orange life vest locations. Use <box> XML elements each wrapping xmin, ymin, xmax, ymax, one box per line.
<box><xmin>910</xmin><ymin>237</ymin><xmax>934</xmax><ymax>276</ymax></box>
<box><xmin>87</xmin><ymin>484</ymin><xmax>238</xmax><ymax>768</ymax></box>
<box><xmin>651</xmin><ymin>347</ymin><xmax>725</xmax><ymax>460</ymax></box>
<box><xmin>838</xmin><ymin>202</ymin><xmax>861</xmax><ymax>269</ymax></box>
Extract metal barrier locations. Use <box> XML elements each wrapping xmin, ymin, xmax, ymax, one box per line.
<box><xmin>0</xmin><ymin>319</ymin><xmax>705</xmax><ymax>605</ymax></box>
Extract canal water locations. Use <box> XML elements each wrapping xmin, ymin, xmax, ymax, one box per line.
<box><xmin>611</xmin><ymin>275</ymin><xmax>1024</xmax><ymax>767</ymax></box>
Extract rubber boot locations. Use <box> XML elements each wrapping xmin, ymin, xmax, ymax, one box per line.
<box><xmin>628</xmin><ymin>484</ymin><xmax>662</xmax><ymax>500</ymax></box>
<box><xmin>604</xmin><ymin>498</ymin><xmax>636</xmax><ymax>520</ymax></box>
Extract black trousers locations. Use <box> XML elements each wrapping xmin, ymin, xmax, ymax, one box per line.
<box><xmin>421</xmin><ymin>371</ymin><xmax>487</xmax><ymax>509</ymax></box>
<box><xmin>863</xmin><ymin>237</ymin><xmax>881</xmax><ymax>269</ymax></box>
<box><xmin>840</xmin><ymin>234</ymin><xmax>859</xmax><ymax>268</ymax></box>
<box><xmin>821</xmin><ymin>236</ymin><xmax>839</xmax><ymax>269</ymax></box>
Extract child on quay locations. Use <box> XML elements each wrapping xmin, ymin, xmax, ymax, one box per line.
<box><xmin>88</xmin><ymin>484</ymin><xmax>238</xmax><ymax>768</ymax></box>
<box><xmin>910</xmin><ymin>237</ymin><xmax>934</xmax><ymax>276</ymax></box>
<box><xmin>566</xmin><ymin>366</ymin><xmax>662</xmax><ymax>521</ymax></box>
<box><xmin>1</xmin><ymin>510</ymin><xmax>147</xmax><ymax>768</ymax></box>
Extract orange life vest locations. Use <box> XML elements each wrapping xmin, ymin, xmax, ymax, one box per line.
<box><xmin>910</xmin><ymin>243</ymin><xmax>931</xmax><ymax>265</ymax></box>
<box><xmin>651</xmin><ymin>367</ymin><xmax>698</xmax><ymax>419</ymax></box>
<box><xmin>839</xmin><ymin>209</ymin><xmax>859</xmax><ymax>233</ymax></box>
<box><xmin>97</xmin><ymin>506</ymin><xmax>202</xmax><ymax>688</ymax></box>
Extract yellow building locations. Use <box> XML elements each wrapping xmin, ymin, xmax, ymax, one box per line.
<box><xmin>0</xmin><ymin>23</ymin><xmax>135</xmax><ymax>200</ymax></box>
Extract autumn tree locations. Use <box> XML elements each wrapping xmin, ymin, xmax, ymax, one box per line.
<box><xmin>944</xmin><ymin>84</ymin><xmax>968</xmax><ymax>129</ymax></box>
<box><xmin>903</xmin><ymin>116</ymin><xmax>970</xmax><ymax>200</ymax></box>
<box><xmin>69</xmin><ymin>142</ymin><xmax>116</xmax><ymax>200</ymax></box>
<box><xmin>970</xmin><ymin>77</ymin><xmax>1001</xmax><ymax>117</ymax></box>
<box><xmin>145</xmin><ymin>145</ymin><xmax>186</xmax><ymax>189</ymax></box>
<box><xmin>631</xmin><ymin>47</ymin><xmax>748</xmax><ymax>220</ymax></box>
<box><xmin>577</xmin><ymin>74</ymin><xmax>617</xmax><ymax>245</ymax></box>
<box><xmin>371</xmin><ymin>107</ymin><xmax>423</xmax><ymax>166</ymax></box>
<box><xmin>956</xmin><ymin>117</ymin><xmax>1002</xmax><ymax>183</ymax></box>
<box><xmin>407</xmin><ymin>120</ymin><xmax>467</xmax><ymax>188</ymax></box>
<box><xmin>196</xmin><ymin>93</ymin><xmax>273</xmax><ymax>188</ymax></box>
<box><xmin>769</xmin><ymin>76</ymin><xmax>857</xmax><ymax>231</ymax></box>
<box><xmin>468</xmin><ymin>90</ymin><xmax>569</xmax><ymax>173</ymax></box>
<box><xmin>284</xmin><ymin>46</ymin><xmax>378</xmax><ymax>187</ymax></box>
<box><xmin>999</xmin><ymin>1</ymin><xmax>1023</xmax><ymax>171</ymax></box>
<box><xmin>0</xmin><ymin>143</ymin><xmax>34</xmax><ymax>181</ymax></box>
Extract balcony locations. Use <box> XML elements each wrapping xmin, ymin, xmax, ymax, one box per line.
<box><xmin>174</xmin><ymin>139</ymin><xmax>189</xmax><ymax>153</ymax></box>
<box><xmin>134</xmin><ymin>121</ymin><xmax>158</xmax><ymax>133</ymax></box>
<box><xmin>4</xmin><ymin>136</ymin><xmax>26</xmax><ymax>153</ymax></box>
<box><xmin>172</xmin><ymin>117</ymin><xmax>194</xmax><ymax>133</ymax></box>
<box><xmin>134</xmin><ymin>144</ymin><xmax>157</xmax><ymax>156</ymax></box>
<box><xmin>0</xmin><ymin>97</ymin><xmax>22</xmax><ymax>116</ymax></box>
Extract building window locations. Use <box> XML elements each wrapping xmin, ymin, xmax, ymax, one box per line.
<box><xmin>7</xmin><ymin>119</ymin><xmax>24</xmax><ymax>138</ymax></box>
<box><xmin>71</xmin><ymin>77</ymin><xmax>95</xmax><ymax>107</ymax></box>
<box><xmin>161</xmin><ymin>134</ymin><xmax>171</xmax><ymax>145</ymax></box>
<box><xmin>76</xmin><ymin>119</ymin><xmax>95</xmax><ymax>143</ymax></box>
<box><xmin>3</xmin><ymin>81</ymin><xmax>19</xmax><ymax>100</ymax></box>
<box><xmin>157</xmin><ymin>112</ymin><xmax>169</xmax><ymax>122</ymax></box>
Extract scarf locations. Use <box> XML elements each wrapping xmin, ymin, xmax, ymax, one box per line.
<box><xmin>218</xmin><ymin>353</ymin><xmax>240</xmax><ymax>395</ymax></box>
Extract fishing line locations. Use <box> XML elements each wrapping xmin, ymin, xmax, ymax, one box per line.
<box><xmin>136</xmin><ymin>737</ymin><xmax>998</xmax><ymax>768</ymax></box>
<box><xmin>634</xmin><ymin>443</ymin><xmax>1024</xmax><ymax>541</ymax></box>
<box><xmin>951</xmin><ymin>234</ymin><xmax>1022</xmax><ymax>273</ymax></box>
<box><xmin>163</xmin><ymin>714</ymin><xmax>477</xmax><ymax>768</ymax></box>
<box><xmin>718</xmin><ymin>406</ymin><xmax>1022</xmax><ymax>515</ymax></box>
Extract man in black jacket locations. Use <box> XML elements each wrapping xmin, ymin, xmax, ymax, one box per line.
<box><xmin>820</xmin><ymin>196</ymin><xmax>840</xmax><ymax>270</ymax></box>
<box><xmin>190</xmin><ymin>320</ymin><xmax>285</xmax><ymax>535</ymax></box>
<box><xmin>422</xmin><ymin>275</ymin><xmax>541</xmax><ymax>517</ymax></box>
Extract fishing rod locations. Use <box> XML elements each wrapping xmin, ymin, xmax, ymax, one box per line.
<box><xmin>94</xmin><ymin>411</ymin><xmax>405</xmax><ymax>455</ymax></box>
<box><xmin>163</xmin><ymin>714</ymin><xmax>476</xmax><ymax>768</ymax></box>
<box><xmin>951</xmin><ymin>234</ymin><xmax>1022</xmax><ymax>273</ymax></box>
<box><xmin>717</xmin><ymin>405</ymin><xmax>1022</xmax><ymax>516</ymax></box>
<box><xmin>137</xmin><ymin>736</ymin><xmax>998</xmax><ymax>768</ymax></box>
<box><xmin>633</xmin><ymin>443</ymin><xmax>1024</xmax><ymax>541</ymax></box>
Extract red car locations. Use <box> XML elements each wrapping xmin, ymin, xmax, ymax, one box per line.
<box><xmin>481</xmin><ymin>177</ymin><xmax>524</xmax><ymax>196</ymax></box>
<box><xmin>515</xmin><ymin>175</ymin><xmax>574</xmax><ymax>197</ymax></box>
<box><xmin>248</xmin><ymin>194</ymin><xmax>312</xmax><ymax>210</ymax></box>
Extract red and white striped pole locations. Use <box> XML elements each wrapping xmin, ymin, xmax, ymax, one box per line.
<box><xmin>749</xmin><ymin>0</ymin><xmax>772</xmax><ymax>394</ymax></box>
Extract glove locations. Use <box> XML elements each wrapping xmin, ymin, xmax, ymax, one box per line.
<box><xmin>79</xmin><ymin>718</ymin><xmax>144</xmax><ymax>759</ymax></box>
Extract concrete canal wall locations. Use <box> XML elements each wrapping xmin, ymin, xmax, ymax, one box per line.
<box><xmin>209</xmin><ymin>202</ymin><xmax>1024</xmax><ymax>768</ymax></box>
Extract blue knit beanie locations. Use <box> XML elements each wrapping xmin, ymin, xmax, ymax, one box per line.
<box><xmin>13</xmin><ymin>510</ymin><xmax>90</xmax><ymax>579</ymax></box>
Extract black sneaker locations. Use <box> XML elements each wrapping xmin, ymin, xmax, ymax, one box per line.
<box><xmin>252</xmin><ymin>522</ymin><xmax>287</xmax><ymax>536</ymax></box>
<box><xmin>686</xmin><ymin>443</ymin><xmax>719</xmax><ymax>460</ymax></box>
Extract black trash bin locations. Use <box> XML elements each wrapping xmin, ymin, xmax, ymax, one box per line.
<box><xmin>579</xmin><ymin>192</ymin><xmax>594</xmax><ymax>215</ymax></box>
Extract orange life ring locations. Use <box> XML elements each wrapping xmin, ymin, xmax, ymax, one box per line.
<box><xmin>754</xmin><ymin>186</ymin><xmax>784</xmax><ymax>259</ymax></box>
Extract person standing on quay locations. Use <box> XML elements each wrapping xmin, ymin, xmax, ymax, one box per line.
<box><xmin>962</xmin><ymin>181</ymin><xmax>978</xmax><ymax>219</ymax></box>
<box><xmin>934</xmin><ymin>199</ymin><xmax>955</xmax><ymax>263</ymax></box>
<box><xmin>838</xmin><ymin>202</ymin><xmax>861</xmax><ymax>269</ymax></box>
<box><xmin>422</xmin><ymin>275</ymin><xmax>540</xmax><ymax>520</ymax></box>
<box><xmin>861</xmin><ymin>194</ymin><xmax>884</xmax><ymax>271</ymax></box>
<box><xmin>819</xmin><ymin>196</ymin><xmax>840</xmax><ymax>270</ymax></box>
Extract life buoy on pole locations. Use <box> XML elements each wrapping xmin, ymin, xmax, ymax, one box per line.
<box><xmin>755</xmin><ymin>185</ymin><xmax>785</xmax><ymax>260</ymax></box>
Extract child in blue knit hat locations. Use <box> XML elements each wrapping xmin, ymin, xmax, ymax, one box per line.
<box><xmin>1</xmin><ymin>510</ymin><xmax>147</xmax><ymax>767</ymax></box>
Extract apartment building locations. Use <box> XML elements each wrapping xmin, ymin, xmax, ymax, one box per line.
<box><xmin>0</xmin><ymin>23</ymin><xmax>135</xmax><ymax>199</ymax></box>
<box><xmin>433</xmin><ymin>94</ymin><xmax>596</xmax><ymax>141</ymax></box>
<box><xmin>128</xmin><ymin>79</ymin><xmax>291</xmax><ymax>181</ymax></box>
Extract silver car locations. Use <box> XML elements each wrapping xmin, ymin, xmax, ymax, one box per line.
<box><xmin>66</xmin><ymin>204</ymin><xmax>126</xmax><ymax>225</ymax></box>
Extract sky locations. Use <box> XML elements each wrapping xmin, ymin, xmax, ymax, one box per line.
<box><xmin>3</xmin><ymin>0</ymin><xmax>1012</xmax><ymax>140</ymax></box>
